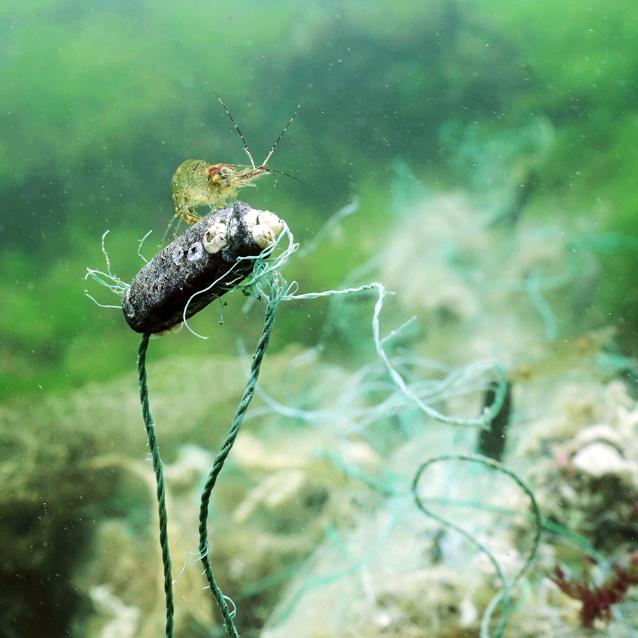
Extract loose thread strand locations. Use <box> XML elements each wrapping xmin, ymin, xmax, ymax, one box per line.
<box><xmin>412</xmin><ymin>454</ymin><xmax>542</xmax><ymax>638</ymax></box>
<box><xmin>198</xmin><ymin>301</ymin><xmax>278</xmax><ymax>637</ymax></box>
<box><xmin>138</xmin><ymin>333</ymin><xmax>175</xmax><ymax>638</ymax></box>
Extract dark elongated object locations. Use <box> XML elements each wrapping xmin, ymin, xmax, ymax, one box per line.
<box><xmin>123</xmin><ymin>201</ymin><xmax>278</xmax><ymax>334</ymax></box>
<box><xmin>477</xmin><ymin>380</ymin><xmax>512</xmax><ymax>461</ymax></box>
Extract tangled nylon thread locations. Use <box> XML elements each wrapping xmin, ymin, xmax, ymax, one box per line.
<box><xmin>244</xmin><ymin>278</ymin><xmax>508</xmax><ymax>431</ymax></box>
<box><xmin>92</xmin><ymin>204</ymin><xmax>513</xmax><ymax>637</ymax></box>
<box><xmin>84</xmin><ymin>230</ymin><xmax>130</xmax><ymax>308</ymax></box>
<box><xmin>134</xmin><ymin>261</ymin><xmax>510</xmax><ymax>637</ymax></box>
<box><xmin>412</xmin><ymin>454</ymin><xmax>542</xmax><ymax>638</ymax></box>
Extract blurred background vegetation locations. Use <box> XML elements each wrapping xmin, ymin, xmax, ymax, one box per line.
<box><xmin>1</xmin><ymin>0</ymin><xmax>638</xmax><ymax>399</ymax></box>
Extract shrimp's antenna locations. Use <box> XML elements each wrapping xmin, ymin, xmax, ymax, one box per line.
<box><xmin>261</xmin><ymin>103</ymin><xmax>301</xmax><ymax>167</ymax></box>
<box><xmin>215</xmin><ymin>92</ymin><xmax>257</xmax><ymax>169</ymax></box>
<box><xmin>267</xmin><ymin>167</ymin><xmax>305</xmax><ymax>184</ymax></box>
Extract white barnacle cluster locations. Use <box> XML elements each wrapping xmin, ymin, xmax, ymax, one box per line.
<box><xmin>202</xmin><ymin>221</ymin><xmax>229</xmax><ymax>254</ymax></box>
<box><xmin>244</xmin><ymin>209</ymin><xmax>285</xmax><ymax>249</ymax></box>
<box><xmin>202</xmin><ymin>208</ymin><xmax>284</xmax><ymax>255</ymax></box>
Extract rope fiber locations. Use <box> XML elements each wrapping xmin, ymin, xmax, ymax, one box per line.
<box><xmin>136</xmin><ymin>300</ymin><xmax>277</xmax><ymax>638</ymax></box>
<box><xmin>138</xmin><ymin>332</ymin><xmax>175</xmax><ymax>638</ymax></box>
<box><xmin>197</xmin><ymin>300</ymin><xmax>278</xmax><ymax>637</ymax></box>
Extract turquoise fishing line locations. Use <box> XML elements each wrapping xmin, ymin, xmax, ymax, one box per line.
<box><xmin>412</xmin><ymin>454</ymin><xmax>542</xmax><ymax>638</ymax></box>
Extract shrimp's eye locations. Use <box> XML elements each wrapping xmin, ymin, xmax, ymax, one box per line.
<box><xmin>208</xmin><ymin>164</ymin><xmax>232</xmax><ymax>181</ymax></box>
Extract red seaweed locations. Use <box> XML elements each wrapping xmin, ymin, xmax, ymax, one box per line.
<box><xmin>551</xmin><ymin>553</ymin><xmax>638</xmax><ymax>627</ymax></box>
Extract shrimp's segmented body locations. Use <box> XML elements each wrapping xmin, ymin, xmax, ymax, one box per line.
<box><xmin>165</xmin><ymin>96</ymin><xmax>300</xmax><ymax>241</ymax></box>
<box><xmin>171</xmin><ymin>160</ymin><xmax>269</xmax><ymax>225</ymax></box>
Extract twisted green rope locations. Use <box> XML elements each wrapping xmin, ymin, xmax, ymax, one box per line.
<box><xmin>198</xmin><ymin>300</ymin><xmax>278</xmax><ymax>637</ymax></box>
<box><xmin>138</xmin><ymin>332</ymin><xmax>175</xmax><ymax>638</ymax></box>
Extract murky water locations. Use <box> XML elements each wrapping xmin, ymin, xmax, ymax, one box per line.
<box><xmin>2</xmin><ymin>2</ymin><xmax>638</xmax><ymax>636</ymax></box>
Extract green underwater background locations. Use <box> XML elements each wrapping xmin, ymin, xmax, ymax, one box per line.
<box><xmin>2</xmin><ymin>1</ymin><xmax>638</xmax><ymax>636</ymax></box>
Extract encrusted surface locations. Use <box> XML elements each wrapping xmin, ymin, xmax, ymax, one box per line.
<box><xmin>122</xmin><ymin>201</ymin><xmax>268</xmax><ymax>334</ymax></box>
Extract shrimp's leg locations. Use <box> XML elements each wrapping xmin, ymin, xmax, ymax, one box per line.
<box><xmin>180</xmin><ymin>210</ymin><xmax>201</xmax><ymax>224</ymax></box>
<box><xmin>160</xmin><ymin>204</ymin><xmax>201</xmax><ymax>247</ymax></box>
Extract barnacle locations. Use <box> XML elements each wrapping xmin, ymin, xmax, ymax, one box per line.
<box><xmin>244</xmin><ymin>209</ymin><xmax>285</xmax><ymax>249</ymax></box>
<box><xmin>203</xmin><ymin>221</ymin><xmax>229</xmax><ymax>254</ymax></box>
